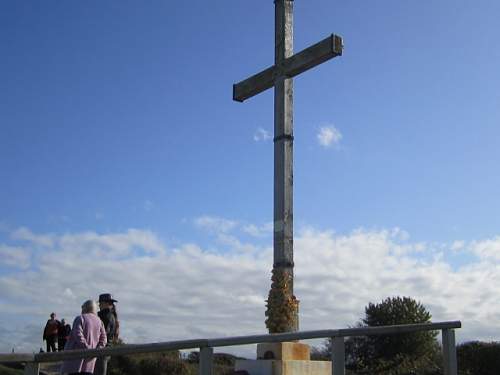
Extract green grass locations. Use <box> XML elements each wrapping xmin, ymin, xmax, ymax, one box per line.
<box><xmin>0</xmin><ymin>364</ymin><xmax>22</xmax><ymax>375</ymax></box>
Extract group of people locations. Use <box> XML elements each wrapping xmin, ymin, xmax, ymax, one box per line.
<box><xmin>42</xmin><ymin>313</ymin><xmax>72</xmax><ymax>352</ymax></box>
<box><xmin>43</xmin><ymin>293</ymin><xmax>119</xmax><ymax>375</ymax></box>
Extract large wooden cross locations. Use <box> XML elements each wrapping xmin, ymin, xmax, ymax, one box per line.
<box><xmin>233</xmin><ymin>0</ymin><xmax>342</xmax><ymax>333</ymax></box>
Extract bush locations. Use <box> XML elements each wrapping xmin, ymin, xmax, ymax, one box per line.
<box><xmin>108</xmin><ymin>350</ymin><xmax>238</xmax><ymax>375</ymax></box>
<box><xmin>108</xmin><ymin>351</ymin><xmax>191</xmax><ymax>375</ymax></box>
<box><xmin>186</xmin><ymin>351</ymin><xmax>241</xmax><ymax>375</ymax></box>
<box><xmin>137</xmin><ymin>356</ymin><xmax>190</xmax><ymax>375</ymax></box>
<box><xmin>314</xmin><ymin>296</ymin><xmax>441</xmax><ymax>374</ymax></box>
<box><xmin>458</xmin><ymin>341</ymin><xmax>500</xmax><ymax>375</ymax></box>
<box><xmin>0</xmin><ymin>364</ymin><xmax>22</xmax><ymax>375</ymax></box>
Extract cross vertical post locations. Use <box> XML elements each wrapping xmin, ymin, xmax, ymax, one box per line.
<box><xmin>273</xmin><ymin>0</ymin><xmax>297</xmax><ymax>332</ymax></box>
<box><xmin>232</xmin><ymin>0</ymin><xmax>342</xmax><ymax>334</ymax></box>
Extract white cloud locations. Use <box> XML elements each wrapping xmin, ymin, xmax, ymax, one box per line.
<box><xmin>11</xmin><ymin>227</ymin><xmax>54</xmax><ymax>247</ymax></box>
<box><xmin>56</xmin><ymin>229</ymin><xmax>166</xmax><ymax>257</ymax></box>
<box><xmin>253</xmin><ymin>128</ymin><xmax>272</xmax><ymax>142</ymax></box>
<box><xmin>0</xmin><ymin>224</ymin><xmax>499</xmax><ymax>356</ymax></box>
<box><xmin>451</xmin><ymin>240</ymin><xmax>465</xmax><ymax>251</ymax></box>
<box><xmin>63</xmin><ymin>288</ymin><xmax>76</xmax><ymax>299</ymax></box>
<box><xmin>194</xmin><ymin>215</ymin><xmax>237</xmax><ymax>234</ymax></box>
<box><xmin>390</xmin><ymin>227</ymin><xmax>410</xmax><ymax>241</ymax></box>
<box><xmin>470</xmin><ymin>237</ymin><xmax>500</xmax><ymax>260</ymax></box>
<box><xmin>242</xmin><ymin>222</ymin><xmax>273</xmax><ymax>237</ymax></box>
<box><xmin>317</xmin><ymin>125</ymin><xmax>342</xmax><ymax>148</ymax></box>
<box><xmin>0</xmin><ymin>245</ymin><xmax>30</xmax><ymax>269</ymax></box>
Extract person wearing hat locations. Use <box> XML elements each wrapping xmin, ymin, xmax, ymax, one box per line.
<box><xmin>94</xmin><ymin>293</ymin><xmax>119</xmax><ymax>375</ymax></box>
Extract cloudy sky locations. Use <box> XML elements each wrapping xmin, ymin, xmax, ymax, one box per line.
<box><xmin>1</xmin><ymin>0</ymin><xmax>500</xmax><ymax>356</ymax></box>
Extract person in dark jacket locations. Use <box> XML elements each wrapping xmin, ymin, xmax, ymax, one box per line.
<box><xmin>43</xmin><ymin>312</ymin><xmax>59</xmax><ymax>352</ymax></box>
<box><xmin>58</xmin><ymin>318</ymin><xmax>71</xmax><ymax>351</ymax></box>
<box><xmin>93</xmin><ymin>293</ymin><xmax>119</xmax><ymax>375</ymax></box>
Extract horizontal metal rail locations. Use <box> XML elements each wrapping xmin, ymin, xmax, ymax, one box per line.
<box><xmin>0</xmin><ymin>321</ymin><xmax>461</xmax><ymax>375</ymax></box>
<box><xmin>0</xmin><ymin>320</ymin><xmax>460</xmax><ymax>363</ymax></box>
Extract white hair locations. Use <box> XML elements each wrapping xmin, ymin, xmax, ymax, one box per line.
<box><xmin>81</xmin><ymin>300</ymin><xmax>98</xmax><ymax>314</ymax></box>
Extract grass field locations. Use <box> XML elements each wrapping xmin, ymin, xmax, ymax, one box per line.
<box><xmin>0</xmin><ymin>364</ymin><xmax>22</xmax><ymax>375</ymax></box>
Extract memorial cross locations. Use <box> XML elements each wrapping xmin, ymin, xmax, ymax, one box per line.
<box><xmin>233</xmin><ymin>0</ymin><xmax>343</xmax><ymax>333</ymax></box>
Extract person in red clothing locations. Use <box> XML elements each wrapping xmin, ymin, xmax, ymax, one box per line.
<box><xmin>43</xmin><ymin>312</ymin><xmax>59</xmax><ymax>352</ymax></box>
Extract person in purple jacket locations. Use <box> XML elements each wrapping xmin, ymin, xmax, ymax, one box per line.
<box><xmin>60</xmin><ymin>300</ymin><xmax>107</xmax><ymax>375</ymax></box>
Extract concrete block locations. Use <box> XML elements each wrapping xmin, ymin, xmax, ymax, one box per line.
<box><xmin>235</xmin><ymin>359</ymin><xmax>331</xmax><ymax>375</ymax></box>
<box><xmin>257</xmin><ymin>342</ymin><xmax>310</xmax><ymax>360</ymax></box>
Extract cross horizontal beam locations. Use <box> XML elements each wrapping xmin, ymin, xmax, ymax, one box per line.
<box><xmin>233</xmin><ymin>34</ymin><xmax>343</xmax><ymax>102</ymax></box>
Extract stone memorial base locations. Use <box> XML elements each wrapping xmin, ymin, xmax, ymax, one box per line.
<box><xmin>235</xmin><ymin>342</ymin><xmax>331</xmax><ymax>375</ymax></box>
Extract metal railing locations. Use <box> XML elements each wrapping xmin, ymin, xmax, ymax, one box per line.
<box><xmin>0</xmin><ymin>320</ymin><xmax>461</xmax><ymax>375</ymax></box>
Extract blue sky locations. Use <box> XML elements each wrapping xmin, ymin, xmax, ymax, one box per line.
<box><xmin>1</xmin><ymin>0</ymin><xmax>500</xmax><ymax>354</ymax></box>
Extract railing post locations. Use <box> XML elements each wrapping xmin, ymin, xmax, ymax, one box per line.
<box><xmin>199</xmin><ymin>346</ymin><xmax>213</xmax><ymax>375</ymax></box>
<box><xmin>331</xmin><ymin>336</ymin><xmax>345</xmax><ymax>375</ymax></box>
<box><xmin>23</xmin><ymin>362</ymin><xmax>39</xmax><ymax>375</ymax></box>
<box><xmin>442</xmin><ymin>329</ymin><xmax>457</xmax><ymax>375</ymax></box>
